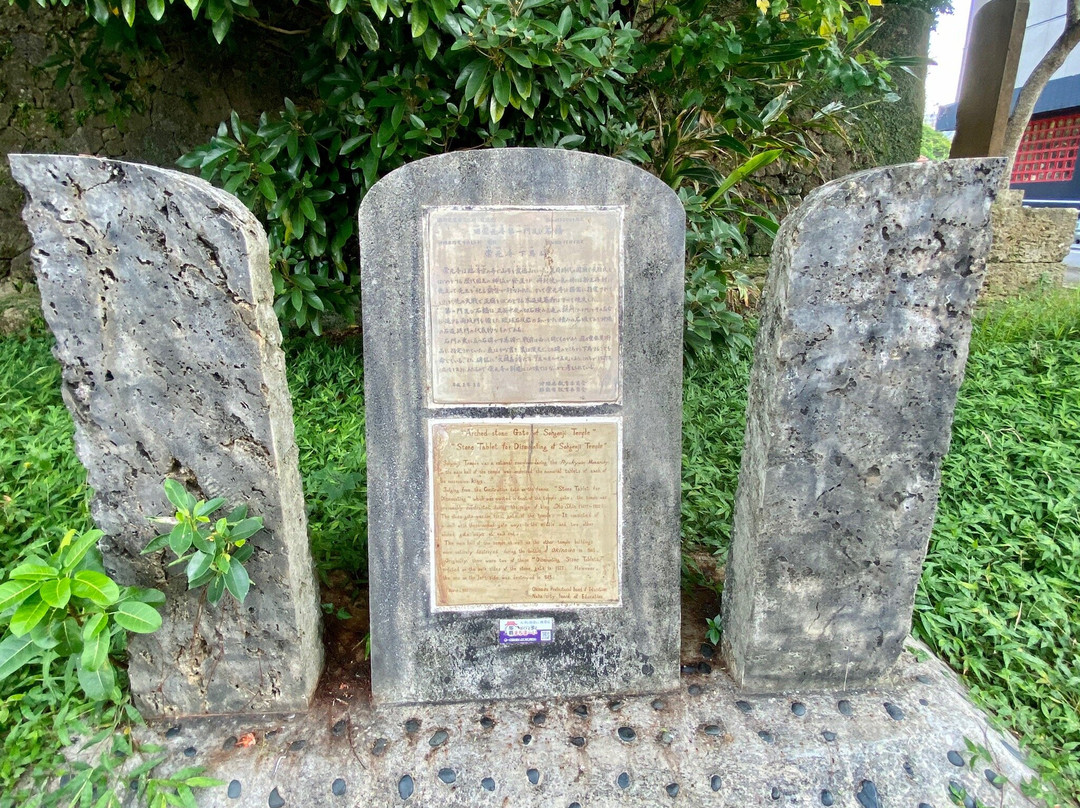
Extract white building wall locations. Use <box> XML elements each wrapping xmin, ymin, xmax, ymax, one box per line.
<box><xmin>1014</xmin><ymin>0</ymin><xmax>1080</xmax><ymax>86</ymax></box>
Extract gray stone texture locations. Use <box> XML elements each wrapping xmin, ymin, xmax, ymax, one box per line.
<box><xmin>982</xmin><ymin>190</ymin><xmax>1077</xmax><ymax>299</ymax></box>
<box><xmin>721</xmin><ymin>159</ymin><xmax>1004</xmax><ymax>692</ymax></box>
<box><xmin>110</xmin><ymin>640</ymin><xmax>1039</xmax><ymax>808</ymax></box>
<box><xmin>359</xmin><ymin>148</ymin><xmax>685</xmax><ymax>704</ymax></box>
<box><xmin>10</xmin><ymin>154</ymin><xmax>322</xmax><ymax>717</ymax></box>
<box><xmin>0</xmin><ymin>3</ymin><xmax>299</xmax><ymax>327</ymax></box>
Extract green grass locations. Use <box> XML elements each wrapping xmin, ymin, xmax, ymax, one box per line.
<box><xmin>969</xmin><ymin>287</ymin><xmax>1080</xmax><ymax>354</ymax></box>
<box><xmin>0</xmin><ymin>334</ymin><xmax>103</xmax><ymax>807</ymax></box>
<box><xmin>917</xmin><ymin>336</ymin><xmax>1080</xmax><ymax>803</ymax></box>
<box><xmin>285</xmin><ymin>335</ymin><xmax>368</xmax><ymax>581</ymax></box>
<box><xmin>1</xmin><ymin>288</ymin><xmax>1079</xmax><ymax>803</ymax></box>
<box><xmin>681</xmin><ymin>346</ymin><xmax>750</xmax><ymax>577</ymax></box>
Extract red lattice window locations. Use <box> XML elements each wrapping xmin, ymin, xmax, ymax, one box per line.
<box><xmin>1011</xmin><ymin>113</ymin><xmax>1080</xmax><ymax>184</ymax></box>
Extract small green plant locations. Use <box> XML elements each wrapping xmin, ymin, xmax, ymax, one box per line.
<box><xmin>0</xmin><ymin>528</ymin><xmax>164</xmax><ymax>703</ymax></box>
<box><xmin>322</xmin><ymin>602</ymin><xmax>351</xmax><ymax>620</ymax></box>
<box><xmin>705</xmin><ymin>616</ymin><xmax>722</xmax><ymax>646</ymax></box>
<box><xmin>46</xmin><ymin>720</ymin><xmax>223</xmax><ymax>808</ymax></box>
<box><xmin>145</xmin><ymin>480</ymin><xmax>262</xmax><ymax>605</ymax></box>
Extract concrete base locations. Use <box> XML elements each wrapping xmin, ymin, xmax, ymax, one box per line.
<box><xmin>100</xmin><ymin>640</ymin><xmax>1038</xmax><ymax>807</ymax></box>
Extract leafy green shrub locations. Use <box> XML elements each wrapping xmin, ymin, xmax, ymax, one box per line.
<box><xmin>145</xmin><ymin>480</ymin><xmax>262</xmax><ymax>604</ymax></box>
<box><xmin>13</xmin><ymin>0</ymin><xmax>902</xmax><ymax>358</ymax></box>
<box><xmin>920</xmin><ymin>122</ymin><xmax>951</xmax><ymax>160</ymax></box>
<box><xmin>285</xmin><ymin>334</ymin><xmax>368</xmax><ymax>579</ymax></box>
<box><xmin>175</xmin><ymin>0</ymin><xmax>647</xmax><ymax>335</ymax></box>
<box><xmin>0</xmin><ymin>528</ymin><xmax>164</xmax><ymax>703</ymax></box>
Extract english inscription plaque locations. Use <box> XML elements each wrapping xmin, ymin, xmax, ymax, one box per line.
<box><xmin>430</xmin><ymin>419</ymin><xmax>621</xmax><ymax>609</ymax></box>
<box><xmin>426</xmin><ymin>206</ymin><xmax>622</xmax><ymax>405</ymax></box>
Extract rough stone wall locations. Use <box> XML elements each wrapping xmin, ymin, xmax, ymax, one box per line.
<box><xmin>0</xmin><ymin>4</ymin><xmax>299</xmax><ymax>329</ymax></box>
<box><xmin>982</xmin><ymin>190</ymin><xmax>1076</xmax><ymax>299</ymax></box>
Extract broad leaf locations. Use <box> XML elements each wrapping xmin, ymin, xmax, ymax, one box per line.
<box><xmin>164</xmin><ymin>479</ymin><xmax>196</xmax><ymax>513</ymax></box>
<box><xmin>170</xmin><ymin>522</ymin><xmax>195</xmax><ymax>556</ymax></box>
<box><xmin>29</xmin><ymin>618</ymin><xmax>60</xmax><ymax>650</ymax></box>
<box><xmin>114</xmin><ymin>602</ymin><xmax>164</xmax><ymax>634</ymax></box>
<box><xmin>39</xmin><ymin>578</ymin><xmax>72</xmax><ymax>609</ymax></box>
<box><xmin>83</xmin><ymin>612</ymin><xmax>108</xmax><ymax>640</ymax></box>
<box><xmin>60</xmin><ymin>529</ymin><xmax>104</xmax><ymax>571</ymax></box>
<box><xmin>51</xmin><ymin>618</ymin><xmax>83</xmax><ymax>656</ymax></box>
<box><xmin>0</xmin><ymin>579</ymin><xmax>41</xmax><ymax>612</ymax></box>
<box><xmin>0</xmin><ymin>633</ymin><xmax>38</xmax><ymax>681</ymax></box>
<box><xmin>185</xmin><ymin>550</ymin><xmax>215</xmax><ymax>584</ymax></box>
<box><xmin>207</xmin><ymin>576</ymin><xmax>226</xmax><ymax>605</ymax></box>
<box><xmin>142</xmin><ymin>532</ymin><xmax>171</xmax><ymax>554</ymax></box>
<box><xmin>10</xmin><ymin>597</ymin><xmax>50</xmax><ymax>637</ymax></box>
<box><xmin>71</xmin><ymin>571</ymin><xmax>120</xmax><ymax>607</ymax></box>
<box><xmin>81</xmin><ymin>630</ymin><xmax>110</xmax><ymax>672</ymax></box>
<box><xmin>230</xmin><ymin>517</ymin><xmax>263</xmax><ymax>541</ymax></box>
<box><xmin>78</xmin><ymin>659</ymin><xmax>116</xmax><ymax>701</ymax></box>
<box><xmin>9</xmin><ymin>563</ymin><xmax>58</xmax><ymax>581</ymax></box>
<box><xmin>224</xmin><ymin>560</ymin><xmax>250</xmax><ymax>603</ymax></box>
<box><xmin>126</xmin><ymin>587</ymin><xmax>166</xmax><ymax>606</ymax></box>
<box><xmin>194</xmin><ymin>498</ymin><xmax>226</xmax><ymax>518</ymax></box>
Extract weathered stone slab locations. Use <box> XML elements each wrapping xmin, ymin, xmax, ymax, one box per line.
<box><xmin>359</xmin><ymin>148</ymin><xmax>684</xmax><ymax>704</ymax></box>
<box><xmin>9</xmin><ymin>154</ymin><xmax>322</xmax><ymax>717</ymax></box>
<box><xmin>721</xmin><ymin>159</ymin><xmax>1004</xmax><ymax>691</ymax></box>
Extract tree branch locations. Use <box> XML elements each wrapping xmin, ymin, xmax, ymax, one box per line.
<box><xmin>1000</xmin><ymin>0</ymin><xmax>1080</xmax><ymax>188</ymax></box>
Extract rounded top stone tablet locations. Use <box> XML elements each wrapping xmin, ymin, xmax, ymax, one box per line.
<box><xmin>359</xmin><ymin>147</ymin><xmax>686</xmax><ymax>706</ymax></box>
<box><xmin>359</xmin><ymin>148</ymin><xmax>682</xmax><ymax>223</ymax></box>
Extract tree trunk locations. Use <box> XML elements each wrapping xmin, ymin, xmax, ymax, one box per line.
<box><xmin>999</xmin><ymin>0</ymin><xmax>1080</xmax><ymax>188</ymax></box>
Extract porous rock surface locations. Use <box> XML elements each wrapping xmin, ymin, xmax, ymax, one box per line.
<box><xmin>722</xmin><ymin>159</ymin><xmax>1005</xmax><ymax>691</ymax></box>
<box><xmin>10</xmin><ymin>154</ymin><xmax>322</xmax><ymax>717</ymax></box>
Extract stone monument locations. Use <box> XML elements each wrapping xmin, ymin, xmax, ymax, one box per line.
<box><xmin>721</xmin><ymin>158</ymin><xmax>1005</xmax><ymax>691</ymax></box>
<box><xmin>10</xmin><ymin>154</ymin><xmax>323</xmax><ymax>717</ymax></box>
<box><xmin>359</xmin><ymin>148</ymin><xmax>685</xmax><ymax>704</ymax></box>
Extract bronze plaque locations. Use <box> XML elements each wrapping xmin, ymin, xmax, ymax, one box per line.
<box><xmin>426</xmin><ymin>207</ymin><xmax>621</xmax><ymax>404</ymax></box>
<box><xmin>430</xmin><ymin>419</ymin><xmax>621</xmax><ymax>608</ymax></box>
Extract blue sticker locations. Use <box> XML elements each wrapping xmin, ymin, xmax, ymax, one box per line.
<box><xmin>499</xmin><ymin>618</ymin><xmax>554</xmax><ymax>645</ymax></box>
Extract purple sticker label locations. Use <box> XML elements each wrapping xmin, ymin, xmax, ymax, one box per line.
<box><xmin>498</xmin><ymin>618</ymin><xmax>554</xmax><ymax>645</ymax></box>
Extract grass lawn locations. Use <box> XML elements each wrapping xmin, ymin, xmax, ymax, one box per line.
<box><xmin>1</xmin><ymin>288</ymin><xmax>1079</xmax><ymax>805</ymax></box>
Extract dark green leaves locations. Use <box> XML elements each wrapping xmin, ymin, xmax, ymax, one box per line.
<box><xmin>164</xmin><ymin>479</ymin><xmax>196</xmax><ymax>513</ymax></box>
<box><xmin>0</xmin><ymin>633</ymin><xmax>38</xmax><ymax>681</ymax></box>
<box><xmin>223</xmin><ymin>561</ymin><xmax>250</xmax><ymax>603</ymax></box>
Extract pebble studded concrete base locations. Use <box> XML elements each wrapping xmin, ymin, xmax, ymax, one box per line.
<box><xmin>82</xmin><ymin>640</ymin><xmax>1038</xmax><ymax>808</ymax></box>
